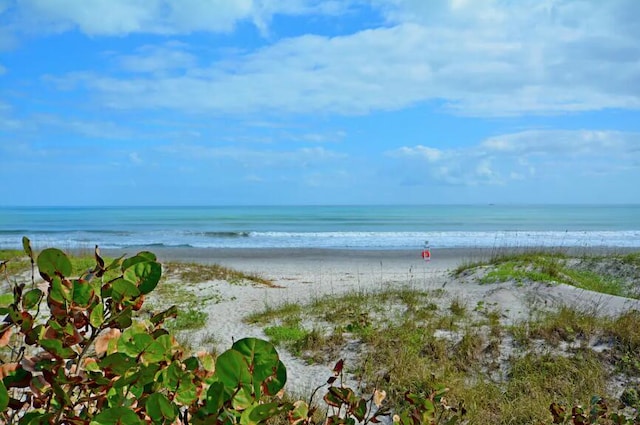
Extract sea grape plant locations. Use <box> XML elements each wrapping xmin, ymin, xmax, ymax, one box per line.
<box><xmin>549</xmin><ymin>397</ymin><xmax>640</xmax><ymax>425</ymax></box>
<box><xmin>284</xmin><ymin>359</ymin><xmax>466</xmax><ymax>425</ymax></box>
<box><xmin>0</xmin><ymin>238</ymin><xmax>290</xmax><ymax>424</ymax></box>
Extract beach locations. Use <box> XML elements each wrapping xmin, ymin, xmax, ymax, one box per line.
<box><xmin>3</xmin><ymin>238</ymin><xmax>640</xmax><ymax>422</ymax></box>
<box><xmin>3</xmin><ymin>205</ymin><xmax>640</xmax><ymax>410</ymax></box>
<box><xmin>104</xmin><ymin>246</ymin><xmax>640</xmax><ymax>395</ymax></box>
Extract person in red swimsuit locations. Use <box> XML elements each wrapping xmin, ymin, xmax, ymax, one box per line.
<box><xmin>422</xmin><ymin>241</ymin><xmax>431</xmax><ymax>262</ymax></box>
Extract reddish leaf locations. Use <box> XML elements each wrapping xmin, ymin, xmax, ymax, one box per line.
<box><xmin>95</xmin><ymin>328</ymin><xmax>121</xmax><ymax>357</ymax></box>
<box><xmin>333</xmin><ymin>359</ymin><xmax>344</xmax><ymax>375</ymax></box>
<box><xmin>0</xmin><ymin>326</ymin><xmax>12</xmax><ymax>347</ymax></box>
<box><xmin>0</xmin><ymin>363</ymin><xmax>18</xmax><ymax>379</ymax></box>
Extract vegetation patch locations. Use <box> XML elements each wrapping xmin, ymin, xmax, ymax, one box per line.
<box><xmin>0</xmin><ymin>249</ymin><xmax>120</xmax><ymax>282</ymax></box>
<box><xmin>0</xmin><ymin>249</ymin><xmax>30</xmax><ymax>277</ymax></box>
<box><xmin>456</xmin><ymin>251</ymin><xmax>640</xmax><ymax>298</ymax></box>
<box><xmin>163</xmin><ymin>261</ymin><xmax>275</xmax><ymax>286</ymax></box>
<box><xmin>245</xmin><ymin>301</ymin><xmax>303</xmax><ymax>325</ymax></box>
<box><xmin>248</xmin><ymin>284</ymin><xmax>640</xmax><ymax>424</ymax></box>
<box><xmin>166</xmin><ymin>307</ymin><xmax>208</xmax><ymax>331</ymax></box>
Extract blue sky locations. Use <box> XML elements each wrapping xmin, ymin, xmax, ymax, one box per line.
<box><xmin>1</xmin><ymin>0</ymin><xmax>639</xmax><ymax>206</ymax></box>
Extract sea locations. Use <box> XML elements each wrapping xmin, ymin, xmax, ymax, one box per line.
<box><xmin>0</xmin><ymin>205</ymin><xmax>639</xmax><ymax>250</ymax></box>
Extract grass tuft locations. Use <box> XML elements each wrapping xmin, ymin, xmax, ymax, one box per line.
<box><xmin>166</xmin><ymin>307</ymin><xmax>208</xmax><ymax>331</ymax></box>
<box><xmin>163</xmin><ymin>261</ymin><xmax>274</xmax><ymax>286</ymax></box>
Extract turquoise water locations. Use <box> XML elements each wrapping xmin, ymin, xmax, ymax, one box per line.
<box><xmin>0</xmin><ymin>205</ymin><xmax>639</xmax><ymax>249</ymax></box>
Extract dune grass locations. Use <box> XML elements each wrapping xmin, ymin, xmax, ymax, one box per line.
<box><xmin>163</xmin><ymin>261</ymin><xmax>274</xmax><ymax>286</ymax></box>
<box><xmin>455</xmin><ymin>250</ymin><xmax>640</xmax><ymax>299</ymax></box>
<box><xmin>0</xmin><ymin>249</ymin><xmax>31</xmax><ymax>277</ymax></box>
<box><xmin>247</xmin><ymin>284</ymin><xmax>640</xmax><ymax>424</ymax></box>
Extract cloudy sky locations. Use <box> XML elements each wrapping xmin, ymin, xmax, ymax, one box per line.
<box><xmin>1</xmin><ymin>0</ymin><xmax>639</xmax><ymax>206</ymax></box>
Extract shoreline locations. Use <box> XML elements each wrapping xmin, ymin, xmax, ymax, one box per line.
<box><xmin>100</xmin><ymin>245</ymin><xmax>640</xmax><ymax>268</ymax></box>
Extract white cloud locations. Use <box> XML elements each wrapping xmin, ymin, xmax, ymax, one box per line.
<box><xmin>5</xmin><ymin>0</ymin><xmax>640</xmax><ymax>116</ymax></box>
<box><xmin>48</xmin><ymin>0</ymin><xmax>640</xmax><ymax>116</ymax></box>
<box><xmin>481</xmin><ymin>130</ymin><xmax>640</xmax><ymax>157</ymax></box>
<box><xmin>15</xmin><ymin>0</ymin><xmax>165</xmax><ymax>35</ymax></box>
<box><xmin>116</xmin><ymin>43</ymin><xmax>197</xmax><ymax>74</ymax></box>
<box><xmin>389</xmin><ymin>129</ymin><xmax>640</xmax><ymax>186</ymax></box>
<box><xmin>129</xmin><ymin>152</ymin><xmax>142</xmax><ymax>164</ymax></box>
<box><xmin>393</xmin><ymin>146</ymin><xmax>443</xmax><ymax>162</ymax></box>
<box><xmin>6</xmin><ymin>0</ymin><xmax>349</xmax><ymax>36</ymax></box>
<box><xmin>159</xmin><ymin>144</ymin><xmax>346</xmax><ymax>168</ymax></box>
<box><xmin>27</xmin><ymin>114</ymin><xmax>134</xmax><ymax>140</ymax></box>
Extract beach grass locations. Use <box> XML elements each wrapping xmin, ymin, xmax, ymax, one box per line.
<box><xmin>247</xmin><ymin>281</ymin><xmax>640</xmax><ymax>424</ymax></box>
<box><xmin>454</xmin><ymin>250</ymin><xmax>640</xmax><ymax>298</ymax></box>
<box><xmin>0</xmin><ymin>249</ymin><xmax>30</xmax><ymax>276</ymax></box>
<box><xmin>163</xmin><ymin>261</ymin><xmax>275</xmax><ymax>286</ymax></box>
<box><xmin>166</xmin><ymin>307</ymin><xmax>208</xmax><ymax>331</ymax></box>
<box><xmin>245</xmin><ymin>301</ymin><xmax>303</xmax><ymax>325</ymax></box>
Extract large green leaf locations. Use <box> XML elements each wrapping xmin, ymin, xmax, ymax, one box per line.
<box><xmin>40</xmin><ymin>338</ymin><xmax>76</xmax><ymax>359</ymax></box>
<box><xmin>140</xmin><ymin>334</ymin><xmax>173</xmax><ymax>364</ymax></box>
<box><xmin>72</xmin><ymin>280</ymin><xmax>95</xmax><ymax>307</ymax></box>
<box><xmin>0</xmin><ymin>293</ymin><xmax>14</xmax><ymax>308</ymax></box>
<box><xmin>122</xmin><ymin>252</ymin><xmax>157</xmax><ymax>270</ymax></box>
<box><xmin>110</xmin><ymin>279</ymin><xmax>141</xmax><ymax>303</ymax></box>
<box><xmin>244</xmin><ymin>402</ymin><xmax>289</xmax><ymax>425</ymax></box>
<box><xmin>48</xmin><ymin>277</ymin><xmax>69</xmax><ymax>304</ymax></box>
<box><xmin>263</xmin><ymin>359</ymin><xmax>287</xmax><ymax>396</ymax></box>
<box><xmin>90</xmin><ymin>301</ymin><xmax>104</xmax><ymax>328</ymax></box>
<box><xmin>22</xmin><ymin>236</ymin><xmax>33</xmax><ymax>259</ymax></box>
<box><xmin>175</xmin><ymin>377</ymin><xmax>197</xmax><ymax>405</ymax></box>
<box><xmin>145</xmin><ymin>393</ymin><xmax>177</xmax><ymax>424</ymax></box>
<box><xmin>162</xmin><ymin>361</ymin><xmax>183</xmax><ymax>392</ymax></box>
<box><xmin>352</xmin><ymin>398</ymin><xmax>367</xmax><ymax>422</ymax></box>
<box><xmin>0</xmin><ymin>379</ymin><xmax>8</xmax><ymax>412</ymax></box>
<box><xmin>22</xmin><ymin>289</ymin><xmax>43</xmax><ymax>310</ymax></box>
<box><xmin>99</xmin><ymin>353</ymin><xmax>136</xmax><ymax>375</ymax></box>
<box><xmin>232</xmin><ymin>338</ymin><xmax>282</xmax><ymax>383</ymax></box>
<box><xmin>149</xmin><ymin>305</ymin><xmax>178</xmax><ymax>327</ymax></box>
<box><xmin>119</xmin><ymin>327</ymin><xmax>153</xmax><ymax>357</ymax></box>
<box><xmin>91</xmin><ymin>407</ymin><xmax>143</xmax><ymax>425</ymax></box>
<box><xmin>215</xmin><ymin>349</ymin><xmax>252</xmax><ymax>392</ymax></box>
<box><xmin>240</xmin><ymin>405</ymin><xmax>258</xmax><ymax>425</ymax></box>
<box><xmin>231</xmin><ymin>386</ymin><xmax>254</xmax><ymax>411</ymax></box>
<box><xmin>37</xmin><ymin>248</ymin><xmax>72</xmax><ymax>280</ymax></box>
<box><xmin>204</xmin><ymin>382</ymin><xmax>225</xmax><ymax>414</ymax></box>
<box><xmin>124</xmin><ymin>261</ymin><xmax>161</xmax><ymax>294</ymax></box>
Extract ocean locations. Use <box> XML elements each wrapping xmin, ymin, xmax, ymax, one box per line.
<box><xmin>0</xmin><ymin>205</ymin><xmax>639</xmax><ymax>250</ymax></box>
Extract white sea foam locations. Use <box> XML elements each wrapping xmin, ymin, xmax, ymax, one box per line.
<box><xmin>2</xmin><ymin>230</ymin><xmax>639</xmax><ymax>250</ymax></box>
<box><xmin>2</xmin><ymin>205</ymin><xmax>639</xmax><ymax>250</ymax></box>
